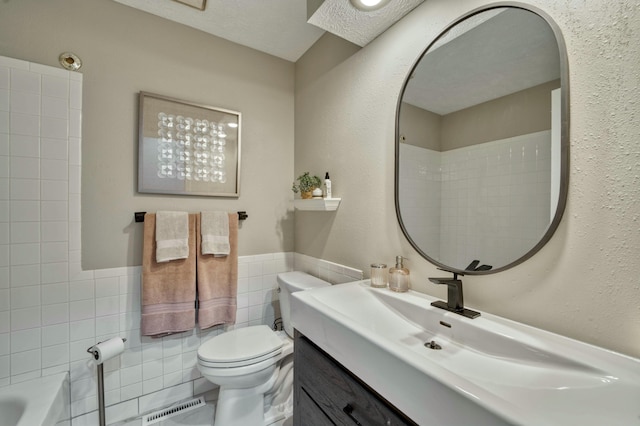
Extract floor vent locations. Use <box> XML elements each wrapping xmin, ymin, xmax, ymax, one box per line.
<box><xmin>142</xmin><ymin>396</ymin><xmax>206</xmax><ymax>425</ymax></box>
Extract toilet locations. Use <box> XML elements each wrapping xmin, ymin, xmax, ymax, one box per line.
<box><xmin>197</xmin><ymin>271</ymin><xmax>331</xmax><ymax>426</ymax></box>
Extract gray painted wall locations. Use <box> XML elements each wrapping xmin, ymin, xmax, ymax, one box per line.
<box><xmin>0</xmin><ymin>0</ymin><xmax>296</xmax><ymax>269</ymax></box>
<box><xmin>441</xmin><ymin>79</ymin><xmax>559</xmax><ymax>150</ymax></box>
<box><xmin>294</xmin><ymin>0</ymin><xmax>640</xmax><ymax>358</ymax></box>
<box><xmin>1</xmin><ymin>0</ymin><xmax>638</xmax><ymax>359</ymax></box>
<box><xmin>401</xmin><ymin>80</ymin><xmax>559</xmax><ymax>151</ymax></box>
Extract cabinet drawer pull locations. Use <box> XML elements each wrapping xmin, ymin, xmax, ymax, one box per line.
<box><xmin>343</xmin><ymin>404</ymin><xmax>363</xmax><ymax>425</ymax></box>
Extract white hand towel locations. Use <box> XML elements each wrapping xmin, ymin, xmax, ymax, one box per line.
<box><xmin>201</xmin><ymin>211</ymin><xmax>230</xmax><ymax>257</ymax></box>
<box><xmin>155</xmin><ymin>211</ymin><xmax>189</xmax><ymax>262</ymax></box>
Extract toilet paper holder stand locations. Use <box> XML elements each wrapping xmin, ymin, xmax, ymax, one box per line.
<box><xmin>87</xmin><ymin>338</ymin><xmax>127</xmax><ymax>426</ymax></box>
<box><xmin>86</xmin><ymin>338</ymin><xmax>127</xmax><ymax>360</ymax></box>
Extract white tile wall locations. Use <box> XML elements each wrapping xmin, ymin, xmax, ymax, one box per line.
<box><xmin>293</xmin><ymin>253</ymin><xmax>364</xmax><ymax>284</ymax></box>
<box><xmin>1</xmin><ymin>55</ymin><xmax>365</xmax><ymax>425</ymax></box>
<box><xmin>64</xmin><ymin>251</ymin><xmax>358</xmax><ymax>425</ymax></box>
<box><xmin>399</xmin><ymin>144</ymin><xmax>442</xmax><ymax>260</ymax></box>
<box><xmin>399</xmin><ymin>132</ymin><xmax>551</xmax><ymax>270</ymax></box>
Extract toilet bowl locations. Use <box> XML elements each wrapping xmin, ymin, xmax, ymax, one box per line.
<box><xmin>197</xmin><ymin>271</ymin><xmax>330</xmax><ymax>426</ymax></box>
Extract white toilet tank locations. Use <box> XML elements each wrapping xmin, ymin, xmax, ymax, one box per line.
<box><xmin>277</xmin><ymin>271</ymin><xmax>330</xmax><ymax>337</ymax></box>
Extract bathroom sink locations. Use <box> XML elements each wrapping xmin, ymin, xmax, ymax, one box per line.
<box><xmin>291</xmin><ymin>281</ymin><xmax>640</xmax><ymax>425</ymax></box>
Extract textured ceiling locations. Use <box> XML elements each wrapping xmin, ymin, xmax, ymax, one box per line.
<box><xmin>308</xmin><ymin>0</ymin><xmax>425</xmax><ymax>47</ymax></box>
<box><xmin>112</xmin><ymin>0</ymin><xmax>325</xmax><ymax>61</ymax></box>
<box><xmin>112</xmin><ymin>0</ymin><xmax>425</xmax><ymax>61</ymax></box>
<box><xmin>403</xmin><ymin>8</ymin><xmax>561</xmax><ymax>115</ymax></box>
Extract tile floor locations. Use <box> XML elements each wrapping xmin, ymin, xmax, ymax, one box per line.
<box><xmin>120</xmin><ymin>401</ymin><xmax>292</xmax><ymax>426</ymax></box>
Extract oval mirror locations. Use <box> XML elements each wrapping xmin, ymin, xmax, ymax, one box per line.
<box><xmin>395</xmin><ymin>6</ymin><xmax>569</xmax><ymax>274</ymax></box>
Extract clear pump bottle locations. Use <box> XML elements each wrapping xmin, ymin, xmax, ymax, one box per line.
<box><xmin>388</xmin><ymin>256</ymin><xmax>410</xmax><ymax>292</ymax></box>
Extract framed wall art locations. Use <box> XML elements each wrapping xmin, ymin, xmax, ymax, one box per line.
<box><xmin>138</xmin><ymin>92</ymin><xmax>241</xmax><ymax>197</ymax></box>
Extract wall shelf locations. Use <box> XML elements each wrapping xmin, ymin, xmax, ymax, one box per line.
<box><xmin>294</xmin><ymin>198</ymin><xmax>341</xmax><ymax>211</ymax></box>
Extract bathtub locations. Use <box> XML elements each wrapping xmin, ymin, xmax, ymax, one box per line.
<box><xmin>0</xmin><ymin>372</ymin><xmax>69</xmax><ymax>426</ymax></box>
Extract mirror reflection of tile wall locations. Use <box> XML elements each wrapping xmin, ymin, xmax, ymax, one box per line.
<box><xmin>399</xmin><ymin>130</ymin><xmax>552</xmax><ymax>270</ymax></box>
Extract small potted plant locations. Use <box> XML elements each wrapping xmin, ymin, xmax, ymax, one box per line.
<box><xmin>292</xmin><ymin>172</ymin><xmax>322</xmax><ymax>199</ymax></box>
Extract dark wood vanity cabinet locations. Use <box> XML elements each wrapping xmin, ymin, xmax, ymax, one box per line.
<box><xmin>294</xmin><ymin>332</ymin><xmax>417</xmax><ymax>426</ymax></box>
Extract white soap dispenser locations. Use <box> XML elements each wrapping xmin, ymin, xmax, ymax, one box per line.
<box><xmin>389</xmin><ymin>256</ymin><xmax>410</xmax><ymax>292</ymax></box>
<box><xmin>324</xmin><ymin>172</ymin><xmax>332</xmax><ymax>199</ymax></box>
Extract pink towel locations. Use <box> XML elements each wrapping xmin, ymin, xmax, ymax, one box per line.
<box><xmin>141</xmin><ymin>213</ymin><xmax>196</xmax><ymax>336</ymax></box>
<box><xmin>196</xmin><ymin>213</ymin><xmax>238</xmax><ymax>329</ymax></box>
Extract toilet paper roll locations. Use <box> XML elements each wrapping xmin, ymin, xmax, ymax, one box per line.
<box><xmin>92</xmin><ymin>337</ymin><xmax>125</xmax><ymax>365</ymax></box>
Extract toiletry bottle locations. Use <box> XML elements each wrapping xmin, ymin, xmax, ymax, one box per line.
<box><xmin>324</xmin><ymin>172</ymin><xmax>332</xmax><ymax>199</ymax></box>
<box><xmin>389</xmin><ymin>256</ymin><xmax>410</xmax><ymax>292</ymax></box>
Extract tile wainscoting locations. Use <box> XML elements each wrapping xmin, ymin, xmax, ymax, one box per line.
<box><xmin>63</xmin><ymin>252</ymin><xmax>362</xmax><ymax>426</ymax></box>
<box><xmin>0</xmin><ymin>55</ymin><xmax>364</xmax><ymax>425</ymax></box>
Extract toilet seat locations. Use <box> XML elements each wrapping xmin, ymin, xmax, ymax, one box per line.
<box><xmin>198</xmin><ymin>325</ymin><xmax>284</xmax><ymax>368</ymax></box>
<box><xmin>196</xmin><ymin>272</ymin><xmax>331</xmax><ymax>426</ymax></box>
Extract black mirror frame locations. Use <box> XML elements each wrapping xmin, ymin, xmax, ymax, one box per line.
<box><xmin>394</xmin><ymin>3</ymin><xmax>570</xmax><ymax>275</ymax></box>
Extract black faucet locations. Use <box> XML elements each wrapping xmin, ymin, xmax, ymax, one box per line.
<box><xmin>429</xmin><ymin>271</ymin><xmax>480</xmax><ymax>319</ymax></box>
<box><xmin>465</xmin><ymin>259</ymin><xmax>492</xmax><ymax>272</ymax></box>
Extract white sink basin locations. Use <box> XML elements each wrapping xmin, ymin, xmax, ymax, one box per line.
<box><xmin>291</xmin><ymin>281</ymin><xmax>640</xmax><ymax>425</ymax></box>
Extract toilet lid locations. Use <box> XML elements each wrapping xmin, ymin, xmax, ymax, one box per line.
<box><xmin>198</xmin><ymin>325</ymin><xmax>283</xmax><ymax>365</ymax></box>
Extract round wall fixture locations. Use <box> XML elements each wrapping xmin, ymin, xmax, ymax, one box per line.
<box><xmin>59</xmin><ymin>52</ymin><xmax>82</xmax><ymax>71</ymax></box>
<box><xmin>349</xmin><ymin>0</ymin><xmax>390</xmax><ymax>11</ymax></box>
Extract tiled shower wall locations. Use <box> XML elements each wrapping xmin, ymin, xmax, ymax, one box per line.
<box><xmin>399</xmin><ymin>130</ymin><xmax>551</xmax><ymax>269</ymax></box>
<box><xmin>398</xmin><ymin>143</ymin><xmax>442</xmax><ymax>259</ymax></box>
<box><xmin>0</xmin><ymin>55</ymin><xmax>83</xmax><ymax>389</ymax></box>
<box><xmin>0</xmin><ymin>56</ymin><xmax>364</xmax><ymax>425</ymax></box>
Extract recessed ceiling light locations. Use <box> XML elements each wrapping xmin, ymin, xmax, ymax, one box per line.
<box><xmin>349</xmin><ymin>0</ymin><xmax>391</xmax><ymax>11</ymax></box>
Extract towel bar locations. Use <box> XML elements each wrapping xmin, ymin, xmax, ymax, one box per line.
<box><xmin>134</xmin><ymin>211</ymin><xmax>248</xmax><ymax>222</ymax></box>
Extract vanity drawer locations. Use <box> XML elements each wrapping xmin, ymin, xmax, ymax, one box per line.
<box><xmin>296</xmin><ymin>386</ymin><xmax>334</xmax><ymax>426</ymax></box>
<box><xmin>294</xmin><ymin>333</ymin><xmax>416</xmax><ymax>426</ymax></box>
